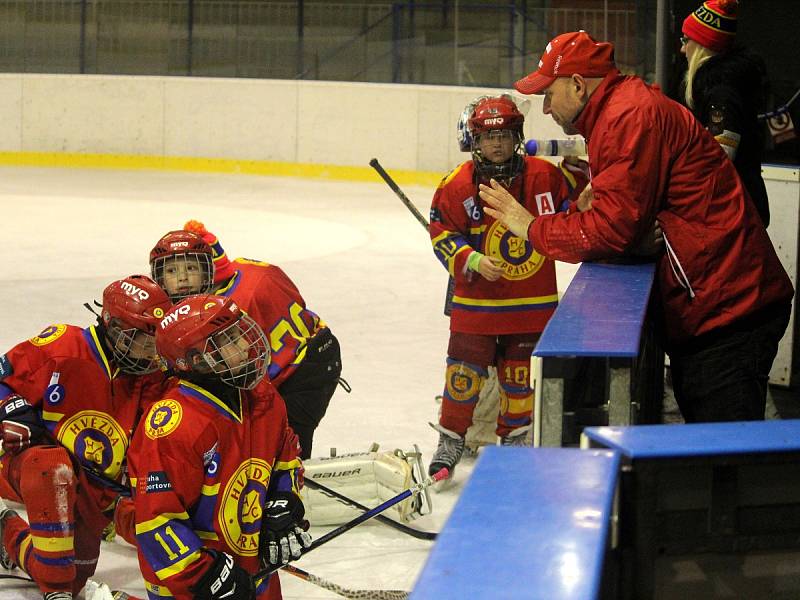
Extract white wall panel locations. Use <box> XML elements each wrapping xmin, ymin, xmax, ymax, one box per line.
<box><xmin>21</xmin><ymin>75</ymin><xmax>164</xmax><ymax>155</ymax></box>
<box><xmin>764</xmin><ymin>165</ymin><xmax>799</xmax><ymax>386</ymax></box>
<box><xmin>0</xmin><ymin>75</ymin><xmax>22</xmax><ymax>152</ymax></box>
<box><xmin>296</xmin><ymin>81</ymin><xmax>419</xmax><ymax>169</ymax></box>
<box><xmin>164</xmin><ymin>77</ymin><xmax>298</xmax><ymax>161</ymax></box>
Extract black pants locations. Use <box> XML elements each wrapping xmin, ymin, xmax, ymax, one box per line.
<box><xmin>669</xmin><ymin>303</ymin><xmax>791</xmax><ymax>423</ymax></box>
<box><xmin>279</xmin><ymin>328</ymin><xmax>342</xmax><ymax>459</ymax></box>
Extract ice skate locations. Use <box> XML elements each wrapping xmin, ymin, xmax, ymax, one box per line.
<box><xmin>500</xmin><ymin>424</ymin><xmax>532</xmax><ymax>447</ymax></box>
<box><xmin>0</xmin><ymin>497</ymin><xmax>18</xmax><ymax>571</ymax></box>
<box><xmin>428</xmin><ymin>423</ymin><xmax>465</xmax><ymax>480</ymax></box>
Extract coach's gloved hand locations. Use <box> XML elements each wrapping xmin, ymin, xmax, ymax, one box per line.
<box><xmin>191</xmin><ymin>550</ymin><xmax>256</xmax><ymax>600</ymax></box>
<box><xmin>260</xmin><ymin>491</ymin><xmax>312</xmax><ymax>569</ymax></box>
<box><xmin>0</xmin><ymin>395</ymin><xmax>46</xmax><ymax>452</ymax></box>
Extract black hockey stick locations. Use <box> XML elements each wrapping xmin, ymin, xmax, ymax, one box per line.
<box><xmin>253</xmin><ymin>468</ymin><xmax>448</xmax><ymax>583</ymax></box>
<box><xmin>282</xmin><ymin>564</ymin><xmax>408</xmax><ymax>600</ymax></box>
<box><xmin>305</xmin><ymin>478</ymin><xmax>438</xmax><ymax>541</ymax></box>
<box><xmin>0</xmin><ymin>573</ymin><xmax>34</xmax><ymax>583</ymax></box>
<box><xmin>369</xmin><ymin>158</ymin><xmax>456</xmax><ymax>315</ymax></box>
<box><xmin>369</xmin><ymin>158</ymin><xmax>430</xmax><ymax>230</ymax></box>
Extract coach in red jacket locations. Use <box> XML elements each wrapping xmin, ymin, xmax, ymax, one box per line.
<box><xmin>481</xmin><ymin>31</ymin><xmax>793</xmax><ymax>423</ymax></box>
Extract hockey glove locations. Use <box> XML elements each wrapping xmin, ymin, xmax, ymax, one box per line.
<box><xmin>259</xmin><ymin>491</ymin><xmax>313</xmax><ymax>569</ymax></box>
<box><xmin>191</xmin><ymin>550</ymin><xmax>256</xmax><ymax>600</ymax></box>
<box><xmin>0</xmin><ymin>395</ymin><xmax>46</xmax><ymax>453</ymax></box>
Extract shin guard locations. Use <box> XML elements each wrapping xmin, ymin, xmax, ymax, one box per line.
<box><xmin>496</xmin><ymin>357</ymin><xmax>533</xmax><ymax>437</ymax></box>
<box><xmin>439</xmin><ymin>359</ymin><xmax>487</xmax><ymax>436</ymax></box>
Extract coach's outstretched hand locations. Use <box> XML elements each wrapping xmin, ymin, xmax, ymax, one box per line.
<box><xmin>480</xmin><ymin>179</ymin><xmax>536</xmax><ymax>240</ymax></box>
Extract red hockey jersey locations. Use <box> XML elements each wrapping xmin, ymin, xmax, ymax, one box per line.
<box><xmin>429</xmin><ymin>157</ymin><xmax>571</xmax><ymax>334</ymax></box>
<box><xmin>0</xmin><ymin>324</ymin><xmax>166</xmax><ymax>526</ymax></box>
<box><xmin>216</xmin><ymin>259</ymin><xmax>326</xmax><ymax>388</ymax></box>
<box><xmin>128</xmin><ymin>377</ymin><xmax>302</xmax><ymax>599</ymax></box>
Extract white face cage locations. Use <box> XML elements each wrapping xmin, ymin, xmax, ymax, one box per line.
<box><xmin>201</xmin><ymin>313</ymin><xmax>269</xmax><ymax>390</ymax></box>
<box><xmin>471</xmin><ymin>129</ymin><xmax>525</xmax><ymax>182</ymax></box>
<box><xmin>151</xmin><ymin>253</ymin><xmax>214</xmax><ymax>302</ymax></box>
<box><xmin>106</xmin><ymin>320</ymin><xmax>160</xmax><ymax>375</ymax></box>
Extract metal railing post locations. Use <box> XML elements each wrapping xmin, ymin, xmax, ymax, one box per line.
<box><xmin>296</xmin><ymin>0</ymin><xmax>304</xmax><ymax>79</ymax></box>
<box><xmin>187</xmin><ymin>0</ymin><xmax>194</xmax><ymax>75</ymax></box>
<box><xmin>79</xmin><ymin>0</ymin><xmax>87</xmax><ymax>73</ymax></box>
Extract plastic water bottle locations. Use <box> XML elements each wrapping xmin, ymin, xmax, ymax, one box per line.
<box><xmin>525</xmin><ymin>138</ymin><xmax>587</xmax><ymax>157</ymax></box>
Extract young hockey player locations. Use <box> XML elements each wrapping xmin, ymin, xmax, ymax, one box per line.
<box><xmin>128</xmin><ymin>294</ymin><xmax>310</xmax><ymax>600</ymax></box>
<box><xmin>0</xmin><ymin>275</ymin><xmax>171</xmax><ymax>600</ymax></box>
<box><xmin>148</xmin><ymin>222</ymin><xmax>343</xmax><ymax>459</ymax></box>
<box><xmin>428</xmin><ymin>95</ymin><xmax>583</xmax><ymax>478</ymax></box>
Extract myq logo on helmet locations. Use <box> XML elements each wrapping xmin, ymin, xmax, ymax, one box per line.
<box><xmin>484</xmin><ymin>117</ymin><xmax>505</xmax><ymax>126</ymax></box>
<box><xmin>160</xmin><ymin>304</ymin><xmax>191</xmax><ymax>329</ymax></box>
<box><xmin>120</xmin><ymin>280</ymin><xmax>150</xmax><ymax>302</ymax></box>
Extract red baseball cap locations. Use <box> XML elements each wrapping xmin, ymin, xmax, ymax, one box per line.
<box><xmin>514</xmin><ymin>31</ymin><xmax>616</xmax><ymax>95</ymax></box>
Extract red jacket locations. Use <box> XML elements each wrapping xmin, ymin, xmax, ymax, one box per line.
<box><xmin>528</xmin><ymin>71</ymin><xmax>793</xmax><ymax>345</ymax></box>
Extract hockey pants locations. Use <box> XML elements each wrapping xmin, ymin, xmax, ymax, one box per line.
<box><xmin>279</xmin><ymin>327</ymin><xmax>342</xmax><ymax>459</ymax></box>
<box><xmin>0</xmin><ymin>445</ymin><xmax>107</xmax><ymax>596</ymax></box>
<box><xmin>439</xmin><ymin>331</ymin><xmax>539</xmax><ymax>437</ymax></box>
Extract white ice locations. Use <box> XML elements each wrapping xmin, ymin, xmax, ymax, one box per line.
<box><xmin>0</xmin><ymin>166</ymin><xmax>579</xmax><ymax>599</ymax></box>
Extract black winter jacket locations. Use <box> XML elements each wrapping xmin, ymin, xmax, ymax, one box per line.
<box><xmin>691</xmin><ymin>47</ymin><xmax>770</xmax><ymax>226</ymax></box>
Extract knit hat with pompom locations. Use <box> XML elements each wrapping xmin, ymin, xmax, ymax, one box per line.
<box><xmin>183</xmin><ymin>220</ymin><xmax>235</xmax><ymax>284</ymax></box>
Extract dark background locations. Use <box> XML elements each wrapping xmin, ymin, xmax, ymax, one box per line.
<box><xmin>668</xmin><ymin>0</ymin><xmax>799</xmax><ymax>165</ymax></box>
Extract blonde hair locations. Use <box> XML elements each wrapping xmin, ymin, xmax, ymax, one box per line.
<box><xmin>683</xmin><ymin>40</ymin><xmax>718</xmax><ymax>109</ymax></box>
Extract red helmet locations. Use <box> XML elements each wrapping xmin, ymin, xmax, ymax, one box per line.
<box><xmin>101</xmin><ymin>275</ymin><xmax>172</xmax><ymax>375</ymax></box>
<box><xmin>468</xmin><ymin>95</ymin><xmax>525</xmax><ymax>181</ymax></box>
<box><xmin>468</xmin><ymin>95</ymin><xmax>525</xmax><ymax>137</ymax></box>
<box><xmin>156</xmin><ymin>295</ymin><xmax>269</xmax><ymax>390</ymax></box>
<box><xmin>149</xmin><ymin>230</ymin><xmax>215</xmax><ymax>302</ymax></box>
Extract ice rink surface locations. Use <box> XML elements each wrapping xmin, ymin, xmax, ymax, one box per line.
<box><xmin>0</xmin><ymin>165</ymin><xmax>579</xmax><ymax>599</ymax></box>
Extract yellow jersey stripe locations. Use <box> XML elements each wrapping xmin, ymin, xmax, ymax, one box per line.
<box><xmin>154</xmin><ymin>550</ymin><xmax>203</xmax><ymax>581</ymax></box>
<box><xmin>201</xmin><ymin>483</ymin><xmax>220</xmax><ymax>496</ymax></box>
<box><xmin>135</xmin><ymin>512</ymin><xmax>191</xmax><ymax>535</ymax></box>
<box><xmin>452</xmin><ymin>294</ymin><xmax>559</xmax><ymax>307</ymax></box>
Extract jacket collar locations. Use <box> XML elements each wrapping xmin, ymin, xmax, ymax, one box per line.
<box><xmin>574</xmin><ymin>69</ymin><xmax>624</xmax><ymax>140</ymax></box>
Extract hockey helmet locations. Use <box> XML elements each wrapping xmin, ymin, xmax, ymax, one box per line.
<box><xmin>467</xmin><ymin>95</ymin><xmax>525</xmax><ymax>182</ymax></box>
<box><xmin>156</xmin><ymin>294</ymin><xmax>269</xmax><ymax>390</ymax></box>
<box><xmin>101</xmin><ymin>275</ymin><xmax>172</xmax><ymax>375</ymax></box>
<box><xmin>149</xmin><ymin>230</ymin><xmax>215</xmax><ymax>302</ymax></box>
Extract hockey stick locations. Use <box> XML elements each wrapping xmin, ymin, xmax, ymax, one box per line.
<box><xmin>369</xmin><ymin>158</ymin><xmax>430</xmax><ymax>230</ymax></box>
<box><xmin>0</xmin><ymin>573</ymin><xmax>34</xmax><ymax>583</ymax></box>
<box><xmin>369</xmin><ymin>158</ymin><xmax>456</xmax><ymax>316</ymax></box>
<box><xmin>253</xmin><ymin>468</ymin><xmax>448</xmax><ymax>583</ymax></box>
<box><xmin>282</xmin><ymin>564</ymin><xmax>408</xmax><ymax>600</ymax></box>
<box><xmin>305</xmin><ymin>478</ymin><xmax>438</xmax><ymax>541</ymax></box>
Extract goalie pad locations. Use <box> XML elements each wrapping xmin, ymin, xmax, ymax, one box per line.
<box><xmin>301</xmin><ymin>445</ymin><xmax>432</xmax><ymax>526</ymax></box>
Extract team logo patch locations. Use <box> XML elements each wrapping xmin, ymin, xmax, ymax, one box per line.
<box><xmin>219</xmin><ymin>458</ymin><xmax>272</xmax><ymax>556</ymax></box>
<box><xmin>445</xmin><ymin>363</ymin><xmax>482</xmax><ymax>403</ymax></box>
<box><xmin>57</xmin><ymin>410</ymin><xmax>127</xmax><ymax>478</ymax></box>
<box><xmin>145</xmin><ymin>471</ymin><xmax>173</xmax><ymax>494</ymax></box>
<box><xmin>30</xmin><ymin>324</ymin><xmax>68</xmax><ymax>347</ymax></box>
<box><xmin>145</xmin><ymin>399</ymin><xmax>183</xmax><ymax>440</ymax></box>
<box><xmin>0</xmin><ymin>354</ymin><xmax>12</xmax><ymax>380</ymax></box>
<box><xmin>486</xmin><ymin>221</ymin><xmax>546</xmax><ymax>281</ymax></box>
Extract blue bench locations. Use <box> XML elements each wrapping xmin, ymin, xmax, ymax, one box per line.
<box><xmin>583</xmin><ymin>420</ymin><xmax>800</xmax><ymax>598</ymax></box>
<box><xmin>410</xmin><ymin>447</ymin><xmax>620</xmax><ymax>600</ymax></box>
<box><xmin>531</xmin><ymin>262</ymin><xmax>658</xmax><ymax>446</ymax></box>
